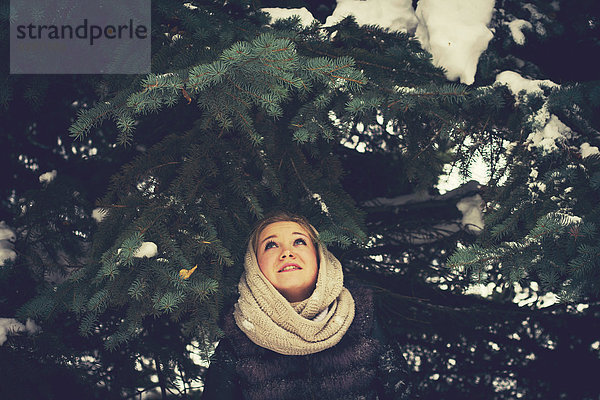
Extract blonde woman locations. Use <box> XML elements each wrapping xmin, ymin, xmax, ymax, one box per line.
<box><xmin>201</xmin><ymin>211</ymin><xmax>412</xmax><ymax>399</ymax></box>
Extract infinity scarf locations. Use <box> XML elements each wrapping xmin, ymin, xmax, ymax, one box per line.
<box><xmin>233</xmin><ymin>240</ymin><xmax>355</xmax><ymax>355</ymax></box>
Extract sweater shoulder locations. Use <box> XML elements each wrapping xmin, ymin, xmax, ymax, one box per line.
<box><xmin>345</xmin><ymin>279</ymin><xmax>376</xmax><ymax>336</ymax></box>
<box><xmin>222</xmin><ymin>305</ymin><xmax>267</xmax><ymax>357</ymax></box>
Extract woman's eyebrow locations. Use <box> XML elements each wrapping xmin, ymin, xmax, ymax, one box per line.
<box><xmin>293</xmin><ymin>232</ymin><xmax>308</xmax><ymax>237</ymax></box>
<box><xmin>260</xmin><ymin>234</ymin><xmax>277</xmax><ymax>244</ymax></box>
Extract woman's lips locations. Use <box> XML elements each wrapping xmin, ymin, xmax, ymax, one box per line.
<box><xmin>278</xmin><ymin>263</ymin><xmax>302</xmax><ymax>272</ymax></box>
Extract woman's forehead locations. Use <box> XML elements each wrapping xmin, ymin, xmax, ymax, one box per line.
<box><xmin>259</xmin><ymin>221</ymin><xmax>309</xmax><ymax>239</ymax></box>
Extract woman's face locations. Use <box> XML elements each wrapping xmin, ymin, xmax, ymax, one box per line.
<box><xmin>256</xmin><ymin>221</ymin><xmax>319</xmax><ymax>302</ymax></box>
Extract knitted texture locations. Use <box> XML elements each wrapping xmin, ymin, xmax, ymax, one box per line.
<box><xmin>233</xmin><ymin>239</ymin><xmax>355</xmax><ymax>355</ymax></box>
<box><xmin>223</xmin><ymin>284</ymin><xmax>382</xmax><ymax>400</ymax></box>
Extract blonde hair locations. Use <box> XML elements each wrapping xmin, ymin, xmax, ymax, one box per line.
<box><xmin>249</xmin><ymin>211</ymin><xmax>319</xmax><ymax>256</ymax></box>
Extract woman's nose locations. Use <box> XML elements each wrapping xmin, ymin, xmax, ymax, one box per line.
<box><xmin>280</xmin><ymin>249</ymin><xmax>294</xmax><ymax>259</ymax></box>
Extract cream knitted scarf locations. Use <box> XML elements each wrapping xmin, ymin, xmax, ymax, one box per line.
<box><xmin>233</xmin><ymin>240</ymin><xmax>355</xmax><ymax>355</ymax></box>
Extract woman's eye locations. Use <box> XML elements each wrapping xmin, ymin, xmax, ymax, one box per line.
<box><xmin>294</xmin><ymin>238</ymin><xmax>307</xmax><ymax>246</ymax></box>
<box><xmin>264</xmin><ymin>241</ymin><xmax>277</xmax><ymax>250</ymax></box>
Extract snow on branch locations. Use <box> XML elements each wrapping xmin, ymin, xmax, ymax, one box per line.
<box><xmin>0</xmin><ymin>221</ymin><xmax>17</xmax><ymax>266</ymax></box>
<box><xmin>0</xmin><ymin>318</ymin><xmax>40</xmax><ymax>346</ymax></box>
<box><xmin>415</xmin><ymin>0</ymin><xmax>495</xmax><ymax>85</ymax></box>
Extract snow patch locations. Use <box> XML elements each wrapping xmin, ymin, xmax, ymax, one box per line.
<box><xmin>576</xmin><ymin>303</ymin><xmax>589</xmax><ymax>312</ymax></box>
<box><xmin>456</xmin><ymin>194</ymin><xmax>484</xmax><ymax>233</ymax></box>
<box><xmin>183</xmin><ymin>2</ymin><xmax>198</xmax><ymax>10</ymax></box>
<box><xmin>92</xmin><ymin>208</ymin><xmax>107</xmax><ymax>223</ymax></box>
<box><xmin>262</xmin><ymin>1</ymin><xmax>495</xmax><ymax>86</ymax></box>
<box><xmin>529</xmin><ymin>168</ymin><xmax>538</xmax><ymax>179</ymax></box>
<box><xmin>262</xmin><ymin>7</ymin><xmax>317</xmax><ymax>27</ymax></box>
<box><xmin>506</xmin><ymin>19</ymin><xmax>532</xmax><ymax>45</ymax></box>
<box><xmin>0</xmin><ymin>221</ymin><xmax>17</xmax><ymax>266</ymax></box>
<box><xmin>312</xmin><ymin>193</ymin><xmax>330</xmax><ymax>215</ymax></box>
<box><xmin>495</xmin><ymin>71</ymin><xmax>558</xmax><ymax>100</ymax></box>
<box><xmin>119</xmin><ymin>242</ymin><xmax>158</xmax><ymax>258</ymax></box>
<box><xmin>415</xmin><ymin>0</ymin><xmax>495</xmax><ymax>85</ymax></box>
<box><xmin>325</xmin><ymin>0</ymin><xmax>418</xmax><ymax>33</ymax></box>
<box><xmin>580</xmin><ymin>143</ymin><xmax>600</xmax><ymax>158</ymax></box>
<box><xmin>496</xmin><ymin>71</ymin><xmax>575</xmax><ymax>157</ymax></box>
<box><xmin>528</xmin><ymin>104</ymin><xmax>552</xmax><ymax>130</ymax></box>
<box><xmin>134</xmin><ymin>242</ymin><xmax>158</xmax><ymax>258</ymax></box>
<box><xmin>0</xmin><ymin>318</ymin><xmax>40</xmax><ymax>346</ymax></box>
<box><xmin>526</xmin><ymin>114</ymin><xmax>572</xmax><ymax>155</ymax></box>
<box><xmin>39</xmin><ymin>170</ymin><xmax>57</xmax><ymax>184</ymax></box>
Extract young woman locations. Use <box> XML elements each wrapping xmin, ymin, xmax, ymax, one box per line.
<box><xmin>201</xmin><ymin>211</ymin><xmax>412</xmax><ymax>399</ymax></box>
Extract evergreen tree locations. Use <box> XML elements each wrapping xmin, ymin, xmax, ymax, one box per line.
<box><xmin>1</xmin><ymin>0</ymin><xmax>599</xmax><ymax>398</ymax></box>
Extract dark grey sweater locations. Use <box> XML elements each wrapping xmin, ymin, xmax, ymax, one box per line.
<box><xmin>201</xmin><ymin>283</ymin><xmax>413</xmax><ymax>400</ymax></box>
